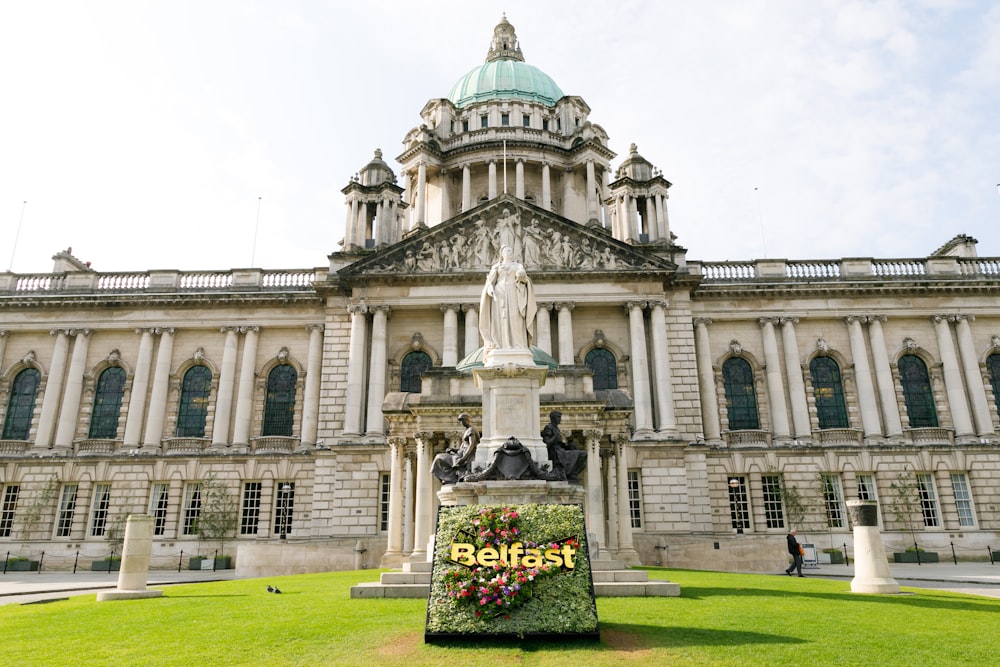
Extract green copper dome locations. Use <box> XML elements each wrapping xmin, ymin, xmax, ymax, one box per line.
<box><xmin>447</xmin><ymin>15</ymin><xmax>564</xmax><ymax>109</ymax></box>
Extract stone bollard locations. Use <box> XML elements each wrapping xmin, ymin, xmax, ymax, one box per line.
<box><xmin>847</xmin><ymin>500</ymin><xmax>900</xmax><ymax>594</ymax></box>
<box><xmin>97</xmin><ymin>515</ymin><xmax>164</xmax><ymax>601</ymax></box>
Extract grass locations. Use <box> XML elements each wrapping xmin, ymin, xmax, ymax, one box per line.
<box><xmin>3</xmin><ymin>567</ymin><xmax>997</xmax><ymax>666</ymax></box>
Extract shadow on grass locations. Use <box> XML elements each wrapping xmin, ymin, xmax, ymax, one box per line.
<box><xmin>679</xmin><ymin>585</ymin><xmax>1000</xmax><ymax>613</ymax></box>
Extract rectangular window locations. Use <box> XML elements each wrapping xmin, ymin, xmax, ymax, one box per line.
<box><xmin>55</xmin><ymin>484</ymin><xmax>79</xmax><ymax>538</ymax></box>
<box><xmin>480</xmin><ymin>115</ymin><xmax>488</xmax><ymax>129</ymax></box>
<box><xmin>501</xmin><ymin>112</ymin><xmax>510</xmax><ymax>126</ymax></box>
<box><xmin>240</xmin><ymin>482</ymin><xmax>262</xmax><ymax>536</ymax></box>
<box><xmin>627</xmin><ymin>470</ymin><xmax>642</xmax><ymax>529</ymax></box>
<box><xmin>821</xmin><ymin>474</ymin><xmax>845</xmax><ymax>529</ymax></box>
<box><xmin>0</xmin><ymin>485</ymin><xmax>20</xmax><ymax>538</ymax></box>
<box><xmin>182</xmin><ymin>483</ymin><xmax>202</xmax><ymax>536</ymax></box>
<box><xmin>522</xmin><ymin>114</ymin><xmax>530</xmax><ymax>127</ymax></box>
<box><xmin>149</xmin><ymin>483</ymin><xmax>169</xmax><ymax>537</ymax></box>
<box><xmin>856</xmin><ymin>474</ymin><xmax>877</xmax><ymax>501</ymax></box>
<box><xmin>274</xmin><ymin>482</ymin><xmax>295</xmax><ymax>537</ymax></box>
<box><xmin>950</xmin><ymin>473</ymin><xmax>975</xmax><ymax>527</ymax></box>
<box><xmin>915</xmin><ymin>473</ymin><xmax>940</xmax><ymax>527</ymax></box>
<box><xmin>90</xmin><ymin>484</ymin><xmax>111</xmax><ymax>537</ymax></box>
<box><xmin>728</xmin><ymin>476</ymin><xmax>750</xmax><ymax>531</ymax></box>
<box><xmin>542</xmin><ymin>118</ymin><xmax>549</xmax><ymax>131</ymax></box>
<box><xmin>761</xmin><ymin>475</ymin><xmax>785</xmax><ymax>529</ymax></box>
<box><xmin>379</xmin><ymin>473</ymin><xmax>390</xmax><ymax>533</ymax></box>
<box><xmin>462</xmin><ymin>119</ymin><xmax>469</xmax><ymax>132</ymax></box>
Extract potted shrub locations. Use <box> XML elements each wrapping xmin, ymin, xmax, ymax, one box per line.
<box><xmin>821</xmin><ymin>548</ymin><xmax>845</xmax><ymax>564</ymax></box>
<box><xmin>893</xmin><ymin>546</ymin><xmax>939</xmax><ymax>563</ymax></box>
<box><xmin>5</xmin><ymin>555</ymin><xmax>40</xmax><ymax>572</ymax></box>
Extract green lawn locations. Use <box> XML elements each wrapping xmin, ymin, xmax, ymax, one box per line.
<box><xmin>3</xmin><ymin>568</ymin><xmax>996</xmax><ymax>666</ymax></box>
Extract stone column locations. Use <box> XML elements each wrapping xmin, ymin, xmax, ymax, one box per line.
<box><xmin>34</xmin><ymin>330</ymin><xmax>71</xmax><ymax>449</ymax></box>
<box><xmin>346</xmin><ymin>199</ymin><xmax>358</xmax><ymax>248</ymax></box>
<box><xmin>488</xmin><ymin>161</ymin><xmax>497</xmax><ymax>200</ymax></box>
<box><xmin>122</xmin><ymin>328</ymin><xmax>155</xmax><ymax>449</ymax></box>
<box><xmin>614</xmin><ymin>434</ymin><xmax>639</xmax><ymax>563</ymax></box>
<box><xmin>604</xmin><ymin>450</ymin><xmax>619</xmax><ymax>551</ymax></box>
<box><xmin>541</xmin><ymin>163</ymin><xmax>551</xmax><ymax>210</ymax></box>
<box><xmin>758</xmin><ymin>318</ymin><xmax>790</xmax><ymax>439</ymax></box>
<box><xmin>866</xmin><ymin>316</ymin><xmax>904</xmax><ymax>438</ymax></box>
<box><xmin>410</xmin><ymin>431</ymin><xmax>433</xmax><ymax>562</ymax></box>
<box><xmin>356</xmin><ymin>200</ymin><xmax>368</xmax><ymax>244</ymax></box>
<box><xmin>847</xmin><ymin>500</ymin><xmax>900</xmax><ymax>594</ymax></box>
<box><xmin>403</xmin><ymin>452</ymin><xmax>415</xmax><ymax>554</ymax></box>
<box><xmin>365</xmin><ymin>306</ymin><xmax>390</xmax><ymax>437</ymax></box>
<box><xmin>300</xmin><ymin>324</ymin><xmax>324</xmax><ymax>449</ymax></box>
<box><xmin>381</xmin><ymin>437</ymin><xmax>406</xmax><ymax>566</ymax></box>
<box><xmin>54</xmin><ymin>329</ymin><xmax>91</xmax><ymax>452</ymax></box>
<box><xmin>441</xmin><ymin>304</ymin><xmax>459</xmax><ymax>366</ymax></box>
<box><xmin>586</xmin><ymin>160</ymin><xmax>599</xmax><ymax>224</ymax></box>
<box><xmin>515</xmin><ymin>159</ymin><xmax>525</xmax><ymax>199</ymax></box>
<box><xmin>0</xmin><ymin>330</ymin><xmax>7</xmax><ymax>370</ymax></box>
<box><xmin>954</xmin><ymin>315</ymin><xmax>995</xmax><ymax>436</ymax></box>
<box><xmin>644</xmin><ymin>196</ymin><xmax>656</xmax><ymax>241</ymax></box>
<box><xmin>211</xmin><ymin>327</ymin><xmax>240</xmax><ymax>447</ymax></box>
<box><xmin>584</xmin><ymin>429</ymin><xmax>606</xmax><ymax>553</ymax></box>
<box><xmin>648</xmin><ymin>300</ymin><xmax>676</xmax><ymax>433</ymax></box>
<box><xmin>231</xmin><ymin>326</ymin><xmax>260</xmax><ymax>448</ymax></box>
<box><xmin>462</xmin><ymin>304</ymin><xmax>479</xmax><ymax>358</ymax></box>
<box><xmin>535</xmin><ymin>303</ymin><xmax>553</xmax><ymax>356</ymax></box>
<box><xmin>462</xmin><ymin>164</ymin><xmax>471</xmax><ymax>212</ymax></box>
<box><xmin>343</xmin><ymin>305</ymin><xmax>368</xmax><ymax>436</ymax></box>
<box><xmin>932</xmin><ymin>315</ymin><xmax>974</xmax><ymax>437</ymax></box>
<box><xmin>628</xmin><ymin>194</ymin><xmax>640</xmax><ymax>242</ymax></box>
<box><xmin>96</xmin><ymin>515</ymin><xmax>162</xmax><ymax>601</ymax></box>
<box><xmin>780</xmin><ymin>317</ymin><xmax>811</xmax><ymax>439</ymax></box>
<box><xmin>693</xmin><ymin>318</ymin><xmax>722</xmax><ymax>442</ymax></box>
<box><xmin>142</xmin><ymin>327</ymin><xmax>174</xmax><ymax>453</ymax></box>
<box><xmin>845</xmin><ymin>316</ymin><xmax>882</xmax><ymax>437</ymax></box>
<box><xmin>415</xmin><ymin>162</ymin><xmax>427</xmax><ymax>227</ymax></box>
<box><xmin>627</xmin><ymin>301</ymin><xmax>654</xmax><ymax>434</ymax></box>
<box><xmin>655</xmin><ymin>193</ymin><xmax>669</xmax><ymax>242</ymax></box>
<box><xmin>556</xmin><ymin>302</ymin><xmax>575</xmax><ymax>365</ymax></box>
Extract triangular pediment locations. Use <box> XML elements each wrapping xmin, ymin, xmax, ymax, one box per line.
<box><xmin>337</xmin><ymin>195</ymin><xmax>676</xmax><ymax>284</ymax></box>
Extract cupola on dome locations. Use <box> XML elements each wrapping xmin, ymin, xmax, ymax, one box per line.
<box><xmin>447</xmin><ymin>15</ymin><xmax>564</xmax><ymax>109</ymax></box>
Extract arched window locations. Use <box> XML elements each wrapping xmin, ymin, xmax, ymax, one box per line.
<box><xmin>722</xmin><ymin>357</ymin><xmax>759</xmax><ymax>430</ymax></box>
<box><xmin>810</xmin><ymin>357</ymin><xmax>849</xmax><ymax>429</ymax></box>
<box><xmin>262</xmin><ymin>365</ymin><xmax>297</xmax><ymax>436</ymax></box>
<box><xmin>89</xmin><ymin>367</ymin><xmax>126</xmax><ymax>439</ymax></box>
<box><xmin>585</xmin><ymin>348</ymin><xmax>618</xmax><ymax>391</ymax></box>
<box><xmin>3</xmin><ymin>368</ymin><xmax>41</xmax><ymax>440</ymax></box>
<box><xmin>988</xmin><ymin>353</ymin><xmax>1000</xmax><ymax>418</ymax></box>
<box><xmin>176</xmin><ymin>366</ymin><xmax>212</xmax><ymax>438</ymax></box>
<box><xmin>400</xmin><ymin>351</ymin><xmax>432</xmax><ymax>393</ymax></box>
<box><xmin>898</xmin><ymin>355</ymin><xmax>938</xmax><ymax>428</ymax></box>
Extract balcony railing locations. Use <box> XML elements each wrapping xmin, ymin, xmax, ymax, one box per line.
<box><xmin>722</xmin><ymin>430</ymin><xmax>771</xmax><ymax>447</ymax></box>
<box><xmin>697</xmin><ymin>256</ymin><xmax>1000</xmax><ymax>283</ymax></box>
<box><xmin>251</xmin><ymin>436</ymin><xmax>297</xmax><ymax>454</ymax></box>
<box><xmin>2</xmin><ymin>268</ymin><xmax>322</xmax><ymax>295</ymax></box>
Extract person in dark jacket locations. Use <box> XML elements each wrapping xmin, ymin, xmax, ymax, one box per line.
<box><xmin>785</xmin><ymin>529</ymin><xmax>804</xmax><ymax>576</ymax></box>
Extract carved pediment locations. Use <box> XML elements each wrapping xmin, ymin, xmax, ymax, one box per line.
<box><xmin>338</xmin><ymin>195</ymin><xmax>675</xmax><ymax>281</ymax></box>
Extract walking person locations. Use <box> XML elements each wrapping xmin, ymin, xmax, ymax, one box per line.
<box><xmin>785</xmin><ymin>529</ymin><xmax>804</xmax><ymax>577</ymax></box>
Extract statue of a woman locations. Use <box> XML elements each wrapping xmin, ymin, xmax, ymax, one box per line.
<box><xmin>479</xmin><ymin>244</ymin><xmax>537</xmax><ymax>351</ymax></box>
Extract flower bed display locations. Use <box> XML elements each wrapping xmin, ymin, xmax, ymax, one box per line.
<box><xmin>425</xmin><ymin>503</ymin><xmax>599</xmax><ymax>642</ymax></box>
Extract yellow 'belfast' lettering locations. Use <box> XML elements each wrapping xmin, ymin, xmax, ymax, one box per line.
<box><xmin>448</xmin><ymin>541</ymin><xmax>576</xmax><ymax>570</ymax></box>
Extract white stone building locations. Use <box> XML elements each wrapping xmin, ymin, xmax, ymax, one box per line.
<box><xmin>2</xmin><ymin>17</ymin><xmax>998</xmax><ymax>573</ymax></box>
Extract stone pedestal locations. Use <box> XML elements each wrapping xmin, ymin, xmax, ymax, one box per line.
<box><xmin>847</xmin><ymin>500</ymin><xmax>900</xmax><ymax>594</ymax></box>
<box><xmin>97</xmin><ymin>515</ymin><xmax>164</xmax><ymax>601</ymax></box>
<box><xmin>471</xmin><ymin>363</ymin><xmax>551</xmax><ymax>468</ymax></box>
<box><xmin>438</xmin><ymin>480</ymin><xmax>585</xmax><ymax>507</ymax></box>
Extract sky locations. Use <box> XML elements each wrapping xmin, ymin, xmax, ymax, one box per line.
<box><xmin>2</xmin><ymin>1</ymin><xmax>999</xmax><ymax>274</ymax></box>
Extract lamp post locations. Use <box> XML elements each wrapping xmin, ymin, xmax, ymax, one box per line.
<box><xmin>279</xmin><ymin>483</ymin><xmax>292</xmax><ymax>540</ymax></box>
<box><xmin>728</xmin><ymin>478</ymin><xmax>743</xmax><ymax>534</ymax></box>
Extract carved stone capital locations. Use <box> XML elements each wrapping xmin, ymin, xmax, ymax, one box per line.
<box><xmin>625</xmin><ymin>300</ymin><xmax>647</xmax><ymax>313</ymax></box>
<box><xmin>440</xmin><ymin>303</ymin><xmax>460</xmax><ymax>314</ymax></box>
<box><xmin>844</xmin><ymin>316</ymin><xmax>863</xmax><ymax>326</ymax></box>
<box><xmin>931</xmin><ymin>314</ymin><xmax>950</xmax><ymax>325</ymax></box>
<box><xmin>461</xmin><ymin>303</ymin><xmax>477</xmax><ymax>313</ymax></box>
<box><xmin>388</xmin><ymin>437</ymin><xmax>407</xmax><ymax>452</ymax></box>
<box><xmin>347</xmin><ymin>304</ymin><xmax>368</xmax><ymax>316</ymax></box>
<box><xmin>757</xmin><ymin>317</ymin><xmax>778</xmax><ymax>327</ymax></box>
<box><xmin>648</xmin><ymin>299</ymin><xmax>669</xmax><ymax>310</ymax></box>
<box><xmin>305</xmin><ymin>324</ymin><xmax>325</xmax><ymax>334</ymax></box>
<box><xmin>555</xmin><ymin>302</ymin><xmax>576</xmax><ymax>312</ymax></box>
<box><xmin>778</xmin><ymin>316</ymin><xmax>799</xmax><ymax>326</ymax></box>
<box><xmin>371</xmin><ymin>305</ymin><xmax>391</xmax><ymax>317</ymax></box>
<box><xmin>693</xmin><ymin>317</ymin><xmax>713</xmax><ymax>327</ymax></box>
<box><xmin>0</xmin><ymin>330</ymin><xmax>8</xmax><ymax>338</ymax></box>
<box><xmin>537</xmin><ymin>302</ymin><xmax>555</xmax><ymax>312</ymax></box>
<box><xmin>239</xmin><ymin>325</ymin><xmax>260</xmax><ymax>335</ymax></box>
<box><xmin>867</xmin><ymin>314</ymin><xmax>887</xmax><ymax>324</ymax></box>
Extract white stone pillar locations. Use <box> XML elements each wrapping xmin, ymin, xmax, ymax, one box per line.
<box><xmin>535</xmin><ymin>303</ymin><xmax>553</xmax><ymax>356</ymax></box>
<box><xmin>122</xmin><ymin>328</ymin><xmax>155</xmax><ymax>448</ymax></box>
<box><xmin>654</xmin><ymin>194</ymin><xmax>668</xmax><ymax>242</ymax></box>
<box><xmin>584</xmin><ymin>429</ymin><xmax>606</xmax><ymax>552</ymax></box>
<box><xmin>866</xmin><ymin>316</ymin><xmax>903</xmax><ymax>437</ymax></box>
<box><xmin>693</xmin><ymin>318</ymin><xmax>722</xmax><ymax>442</ymax></box>
<box><xmin>54</xmin><ymin>329</ymin><xmax>91</xmax><ymax>451</ymax></box>
<box><xmin>210</xmin><ymin>327</ymin><xmax>239</xmax><ymax>447</ymax></box>
<box><xmin>343</xmin><ymin>305</ymin><xmax>368</xmax><ymax>436</ymax></box>
<box><xmin>541</xmin><ymin>163</ymin><xmax>551</xmax><ymax>210</ymax></box>
<box><xmin>403</xmin><ymin>452</ymin><xmax>415</xmax><ymax>554</ymax></box>
<box><xmin>644</xmin><ymin>197</ymin><xmax>656</xmax><ymax>241</ymax></box>
<box><xmin>758</xmin><ymin>318</ymin><xmax>791</xmax><ymax>439</ymax></box>
<box><xmin>954</xmin><ymin>315</ymin><xmax>994</xmax><ymax>436</ymax></box>
<box><xmin>627</xmin><ymin>301</ymin><xmax>654</xmax><ymax>434</ymax></box>
<box><xmin>462</xmin><ymin>304</ymin><xmax>479</xmax><ymax>358</ymax></box>
<box><xmin>628</xmin><ymin>194</ymin><xmax>640</xmax><ymax>241</ymax></box>
<box><xmin>141</xmin><ymin>328</ymin><xmax>174</xmax><ymax>453</ymax></box>
<box><xmin>648</xmin><ymin>300</ymin><xmax>676</xmax><ymax>433</ymax></box>
<box><xmin>604</xmin><ymin>450</ymin><xmax>619</xmax><ymax>551</ymax></box>
<box><xmin>346</xmin><ymin>199</ymin><xmax>358</xmax><ymax>248</ymax></box>
<box><xmin>780</xmin><ymin>317</ymin><xmax>811</xmax><ymax>439</ymax></box>
<box><xmin>300</xmin><ymin>324</ymin><xmax>324</xmax><ymax>448</ymax></box>
<box><xmin>34</xmin><ymin>330</ymin><xmax>71</xmax><ymax>449</ymax></box>
<box><xmin>355</xmin><ymin>200</ymin><xmax>368</xmax><ymax>245</ymax></box>
<box><xmin>488</xmin><ymin>161</ymin><xmax>497</xmax><ymax>200</ymax></box>
<box><xmin>586</xmin><ymin>160</ymin><xmax>599</xmax><ymax>224</ymax></box>
<box><xmin>846</xmin><ymin>316</ymin><xmax>882</xmax><ymax>437</ymax></box>
<box><xmin>231</xmin><ymin>326</ymin><xmax>260</xmax><ymax>448</ymax></box>
<box><xmin>556</xmin><ymin>302</ymin><xmax>575</xmax><ymax>365</ymax></box>
<box><xmin>410</xmin><ymin>432</ymin><xmax>433</xmax><ymax>562</ymax></box>
<box><xmin>462</xmin><ymin>164</ymin><xmax>471</xmax><ymax>212</ymax></box>
<box><xmin>933</xmin><ymin>315</ymin><xmax>974</xmax><ymax>436</ymax></box>
<box><xmin>365</xmin><ymin>306</ymin><xmax>390</xmax><ymax>437</ymax></box>
<box><xmin>441</xmin><ymin>304</ymin><xmax>459</xmax><ymax>367</ymax></box>
<box><xmin>415</xmin><ymin>163</ymin><xmax>427</xmax><ymax>227</ymax></box>
<box><xmin>382</xmin><ymin>437</ymin><xmax>405</xmax><ymax>566</ymax></box>
<box><xmin>614</xmin><ymin>434</ymin><xmax>639</xmax><ymax>563</ymax></box>
<box><xmin>515</xmin><ymin>159</ymin><xmax>525</xmax><ymax>199</ymax></box>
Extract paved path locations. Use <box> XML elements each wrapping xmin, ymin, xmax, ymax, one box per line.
<box><xmin>799</xmin><ymin>560</ymin><xmax>1000</xmax><ymax>599</ymax></box>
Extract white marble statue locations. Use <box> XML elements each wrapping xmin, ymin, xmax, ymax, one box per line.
<box><xmin>479</xmin><ymin>244</ymin><xmax>537</xmax><ymax>351</ymax></box>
